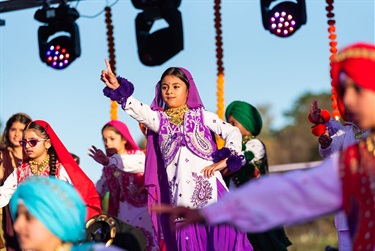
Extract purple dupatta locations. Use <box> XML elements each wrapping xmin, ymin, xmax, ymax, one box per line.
<box><xmin>144</xmin><ymin>68</ymin><xmax>204</xmax><ymax>250</ymax></box>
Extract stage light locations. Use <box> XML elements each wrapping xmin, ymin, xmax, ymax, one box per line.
<box><xmin>261</xmin><ymin>0</ymin><xmax>307</xmax><ymax>38</ymax></box>
<box><xmin>85</xmin><ymin>214</ymin><xmax>147</xmax><ymax>251</ymax></box>
<box><xmin>132</xmin><ymin>0</ymin><xmax>183</xmax><ymax>66</ymax></box>
<box><xmin>34</xmin><ymin>2</ymin><xmax>80</xmax><ymax>69</ymax></box>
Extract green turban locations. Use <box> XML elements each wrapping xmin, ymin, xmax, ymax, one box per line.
<box><xmin>225</xmin><ymin>101</ymin><xmax>263</xmax><ymax>136</ymax></box>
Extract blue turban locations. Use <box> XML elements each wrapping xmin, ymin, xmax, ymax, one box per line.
<box><xmin>10</xmin><ymin>176</ymin><xmax>86</xmax><ymax>243</ymax></box>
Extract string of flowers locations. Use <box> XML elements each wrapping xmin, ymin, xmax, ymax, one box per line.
<box><xmin>214</xmin><ymin>0</ymin><xmax>225</xmax><ymax>148</ymax></box>
<box><xmin>105</xmin><ymin>6</ymin><xmax>118</xmax><ymax>120</ymax></box>
<box><xmin>326</xmin><ymin>0</ymin><xmax>340</xmax><ymax>121</ymax></box>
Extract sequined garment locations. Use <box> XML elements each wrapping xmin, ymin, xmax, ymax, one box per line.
<box><xmin>340</xmin><ymin>139</ymin><xmax>375</xmax><ymax>251</ymax></box>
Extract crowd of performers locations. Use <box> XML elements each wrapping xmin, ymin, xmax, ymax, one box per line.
<box><xmin>0</xmin><ymin>42</ymin><xmax>374</xmax><ymax>251</ymax></box>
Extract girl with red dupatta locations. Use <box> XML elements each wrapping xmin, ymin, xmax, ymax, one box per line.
<box><xmin>0</xmin><ymin>120</ymin><xmax>101</xmax><ymax>220</ymax></box>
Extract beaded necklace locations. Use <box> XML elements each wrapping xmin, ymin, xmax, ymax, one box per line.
<box><xmin>29</xmin><ymin>154</ymin><xmax>50</xmax><ymax>175</ymax></box>
<box><xmin>165</xmin><ymin>104</ymin><xmax>189</xmax><ymax>126</ymax></box>
<box><xmin>55</xmin><ymin>242</ymin><xmax>73</xmax><ymax>251</ymax></box>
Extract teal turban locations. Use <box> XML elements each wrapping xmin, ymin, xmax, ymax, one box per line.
<box><xmin>225</xmin><ymin>101</ymin><xmax>263</xmax><ymax>136</ymax></box>
<box><xmin>10</xmin><ymin>176</ymin><xmax>86</xmax><ymax>243</ymax></box>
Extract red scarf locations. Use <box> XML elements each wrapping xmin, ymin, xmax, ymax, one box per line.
<box><xmin>35</xmin><ymin>120</ymin><xmax>102</xmax><ymax>220</ymax></box>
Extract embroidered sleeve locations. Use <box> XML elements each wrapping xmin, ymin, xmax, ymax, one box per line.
<box><xmin>103</xmin><ymin>76</ymin><xmax>134</xmax><ymax>108</ymax></box>
<box><xmin>202</xmin><ymin>110</ymin><xmax>242</xmax><ymax>152</ymax></box>
<box><xmin>122</xmin><ymin>96</ymin><xmax>160</xmax><ymax>133</ymax></box>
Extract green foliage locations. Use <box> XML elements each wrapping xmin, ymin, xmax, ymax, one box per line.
<box><xmin>258</xmin><ymin>91</ymin><xmax>332</xmax><ymax>165</ymax></box>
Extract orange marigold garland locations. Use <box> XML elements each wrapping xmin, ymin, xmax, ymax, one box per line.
<box><xmin>105</xmin><ymin>6</ymin><xmax>118</xmax><ymax>120</ymax></box>
<box><xmin>214</xmin><ymin>0</ymin><xmax>225</xmax><ymax>148</ymax></box>
<box><xmin>326</xmin><ymin>0</ymin><xmax>340</xmax><ymax>121</ymax></box>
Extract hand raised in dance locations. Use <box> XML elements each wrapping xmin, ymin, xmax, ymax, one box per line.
<box><xmin>101</xmin><ymin>59</ymin><xmax>120</xmax><ymax>90</ymax></box>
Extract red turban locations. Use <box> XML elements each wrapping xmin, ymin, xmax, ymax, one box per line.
<box><xmin>331</xmin><ymin>42</ymin><xmax>375</xmax><ymax>120</ymax></box>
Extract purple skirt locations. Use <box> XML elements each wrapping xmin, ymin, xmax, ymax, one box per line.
<box><xmin>175</xmin><ymin>180</ymin><xmax>253</xmax><ymax>251</ymax></box>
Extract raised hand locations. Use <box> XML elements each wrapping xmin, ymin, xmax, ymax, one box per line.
<box><xmin>88</xmin><ymin>145</ymin><xmax>109</xmax><ymax>166</ymax></box>
<box><xmin>310</xmin><ymin>99</ymin><xmax>322</xmax><ymax>123</ymax></box>
<box><xmin>100</xmin><ymin>59</ymin><xmax>120</xmax><ymax>90</ymax></box>
<box><xmin>318</xmin><ymin>128</ymin><xmax>332</xmax><ymax>149</ymax></box>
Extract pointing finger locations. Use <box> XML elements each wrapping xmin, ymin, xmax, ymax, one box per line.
<box><xmin>105</xmin><ymin>59</ymin><xmax>113</xmax><ymax>74</ymax></box>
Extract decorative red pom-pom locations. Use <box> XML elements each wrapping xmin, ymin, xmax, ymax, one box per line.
<box><xmin>311</xmin><ymin>123</ymin><xmax>327</xmax><ymax>137</ymax></box>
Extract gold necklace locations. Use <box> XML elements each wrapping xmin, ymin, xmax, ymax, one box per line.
<box><xmin>29</xmin><ymin>154</ymin><xmax>50</xmax><ymax>175</ymax></box>
<box><xmin>165</xmin><ymin>104</ymin><xmax>189</xmax><ymax>126</ymax></box>
<box><xmin>353</xmin><ymin>126</ymin><xmax>366</xmax><ymax>139</ymax></box>
<box><xmin>365</xmin><ymin>134</ymin><xmax>375</xmax><ymax>157</ymax></box>
<box><xmin>242</xmin><ymin>135</ymin><xmax>255</xmax><ymax>144</ymax></box>
<box><xmin>55</xmin><ymin>242</ymin><xmax>73</xmax><ymax>251</ymax></box>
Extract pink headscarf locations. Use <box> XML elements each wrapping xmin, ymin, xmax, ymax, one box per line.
<box><xmin>105</xmin><ymin>120</ymin><xmax>140</xmax><ymax>151</ymax></box>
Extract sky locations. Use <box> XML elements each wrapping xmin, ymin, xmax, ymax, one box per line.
<box><xmin>0</xmin><ymin>0</ymin><xmax>374</xmax><ymax>183</ymax></box>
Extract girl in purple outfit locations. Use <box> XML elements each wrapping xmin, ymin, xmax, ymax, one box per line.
<box><xmin>100</xmin><ymin>59</ymin><xmax>253</xmax><ymax>251</ymax></box>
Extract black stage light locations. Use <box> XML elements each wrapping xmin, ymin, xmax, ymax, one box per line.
<box><xmin>85</xmin><ymin>214</ymin><xmax>147</xmax><ymax>251</ymax></box>
<box><xmin>131</xmin><ymin>0</ymin><xmax>183</xmax><ymax>66</ymax></box>
<box><xmin>135</xmin><ymin>7</ymin><xmax>183</xmax><ymax>66</ymax></box>
<box><xmin>34</xmin><ymin>2</ymin><xmax>80</xmax><ymax>69</ymax></box>
<box><xmin>261</xmin><ymin>0</ymin><xmax>307</xmax><ymax>38</ymax></box>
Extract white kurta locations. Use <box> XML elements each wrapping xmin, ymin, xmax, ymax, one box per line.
<box><xmin>0</xmin><ymin>163</ymin><xmax>71</xmax><ymax>208</ymax></box>
<box><xmin>123</xmin><ymin>96</ymin><xmax>243</xmax><ymax>209</ymax></box>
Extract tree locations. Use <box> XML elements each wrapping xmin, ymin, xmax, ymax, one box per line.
<box><xmin>259</xmin><ymin>91</ymin><xmax>333</xmax><ymax>165</ymax></box>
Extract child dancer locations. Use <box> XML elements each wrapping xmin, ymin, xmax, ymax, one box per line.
<box><xmin>0</xmin><ymin>113</ymin><xmax>31</xmax><ymax>251</ymax></box>
<box><xmin>100</xmin><ymin>61</ymin><xmax>253</xmax><ymax>250</ymax></box>
<box><xmin>10</xmin><ymin>176</ymin><xmax>123</xmax><ymax>251</ymax></box>
<box><xmin>0</xmin><ymin>120</ymin><xmax>101</xmax><ymax>220</ymax></box>
<box><xmin>225</xmin><ymin>100</ymin><xmax>292</xmax><ymax>251</ymax></box>
<box><xmin>89</xmin><ymin>120</ymin><xmax>158</xmax><ymax>251</ymax></box>
<box><xmin>309</xmin><ymin>99</ymin><xmax>370</xmax><ymax>250</ymax></box>
<box><xmin>152</xmin><ymin>42</ymin><xmax>375</xmax><ymax>251</ymax></box>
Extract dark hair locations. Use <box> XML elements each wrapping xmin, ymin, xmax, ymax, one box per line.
<box><xmin>23</xmin><ymin>121</ymin><xmax>57</xmax><ymax>177</ymax></box>
<box><xmin>70</xmin><ymin>153</ymin><xmax>80</xmax><ymax>165</ymax></box>
<box><xmin>1</xmin><ymin>113</ymin><xmax>32</xmax><ymax>149</ymax></box>
<box><xmin>159</xmin><ymin>67</ymin><xmax>190</xmax><ymax>90</ymax></box>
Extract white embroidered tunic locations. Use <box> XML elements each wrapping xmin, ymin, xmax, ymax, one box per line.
<box><xmin>123</xmin><ymin>96</ymin><xmax>243</xmax><ymax>209</ymax></box>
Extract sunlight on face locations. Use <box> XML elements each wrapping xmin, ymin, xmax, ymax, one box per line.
<box><xmin>22</xmin><ymin>130</ymin><xmax>50</xmax><ymax>163</ymax></box>
<box><xmin>102</xmin><ymin>128</ymin><xmax>127</xmax><ymax>155</ymax></box>
<box><xmin>340</xmin><ymin>73</ymin><xmax>375</xmax><ymax>130</ymax></box>
<box><xmin>161</xmin><ymin>75</ymin><xmax>189</xmax><ymax>109</ymax></box>
<box><xmin>14</xmin><ymin>204</ymin><xmax>62</xmax><ymax>251</ymax></box>
<box><xmin>8</xmin><ymin>121</ymin><xmax>27</xmax><ymax>148</ymax></box>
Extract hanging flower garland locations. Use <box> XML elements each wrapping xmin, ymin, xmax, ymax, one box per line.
<box><xmin>105</xmin><ymin>6</ymin><xmax>118</xmax><ymax>120</ymax></box>
<box><xmin>326</xmin><ymin>0</ymin><xmax>340</xmax><ymax>121</ymax></box>
<box><xmin>214</xmin><ymin>0</ymin><xmax>225</xmax><ymax>148</ymax></box>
